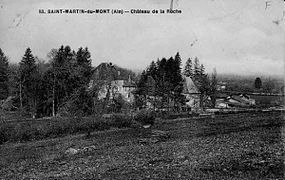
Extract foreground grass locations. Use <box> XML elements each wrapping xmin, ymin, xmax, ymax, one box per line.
<box><xmin>0</xmin><ymin>112</ymin><xmax>284</xmax><ymax>179</ymax></box>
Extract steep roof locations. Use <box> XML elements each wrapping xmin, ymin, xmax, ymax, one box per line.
<box><xmin>182</xmin><ymin>76</ymin><xmax>200</xmax><ymax>94</ymax></box>
<box><xmin>91</xmin><ymin>62</ymin><xmax>136</xmax><ymax>82</ymax></box>
<box><xmin>91</xmin><ymin>62</ymin><xmax>114</xmax><ymax>81</ymax></box>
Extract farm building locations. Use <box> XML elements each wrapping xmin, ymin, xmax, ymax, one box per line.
<box><xmin>215</xmin><ymin>93</ymin><xmax>256</xmax><ymax>108</ymax></box>
<box><xmin>217</xmin><ymin>81</ymin><xmax>227</xmax><ymax>91</ymax></box>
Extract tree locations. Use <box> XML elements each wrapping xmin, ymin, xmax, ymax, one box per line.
<box><xmin>7</xmin><ymin>63</ymin><xmax>19</xmax><ymax>98</ymax></box>
<box><xmin>200</xmin><ymin>64</ymin><xmax>205</xmax><ymax>76</ymax></box>
<box><xmin>147</xmin><ymin>61</ymin><xmax>158</xmax><ymax>79</ymax></box>
<box><xmin>254</xmin><ymin>77</ymin><xmax>262</xmax><ymax>89</ymax></box>
<box><xmin>74</xmin><ymin>47</ymin><xmax>92</xmax><ymax>86</ymax></box>
<box><xmin>197</xmin><ymin>74</ymin><xmax>211</xmax><ymax>109</ymax></box>
<box><xmin>19</xmin><ymin>48</ymin><xmax>39</xmax><ymax>113</ymax></box>
<box><xmin>172</xmin><ymin>52</ymin><xmax>184</xmax><ymax>109</ymax></box>
<box><xmin>209</xmin><ymin>68</ymin><xmax>218</xmax><ymax>107</ymax></box>
<box><xmin>40</xmin><ymin>46</ymin><xmax>95</xmax><ymax>116</ymax></box>
<box><xmin>49</xmin><ymin>45</ymin><xmax>73</xmax><ymax>116</ymax></box>
<box><xmin>0</xmin><ymin>48</ymin><xmax>9</xmax><ymax>100</ymax></box>
<box><xmin>192</xmin><ymin>57</ymin><xmax>212</xmax><ymax>109</ymax></box>
<box><xmin>184</xmin><ymin>58</ymin><xmax>193</xmax><ymax>77</ymax></box>
<box><xmin>135</xmin><ymin>52</ymin><xmax>183</xmax><ymax>110</ymax></box>
<box><xmin>263</xmin><ymin>79</ymin><xmax>275</xmax><ymax>93</ymax></box>
<box><xmin>48</xmin><ymin>45</ymin><xmax>92</xmax><ymax>116</ymax></box>
<box><xmin>193</xmin><ymin>57</ymin><xmax>200</xmax><ymax>78</ymax></box>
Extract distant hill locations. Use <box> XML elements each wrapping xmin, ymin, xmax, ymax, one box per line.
<box><xmin>218</xmin><ymin>73</ymin><xmax>284</xmax><ymax>82</ymax></box>
<box><xmin>91</xmin><ymin>62</ymin><xmax>137</xmax><ymax>81</ymax></box>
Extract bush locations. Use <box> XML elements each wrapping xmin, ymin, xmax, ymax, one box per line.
<box><xmin>111</xmin><ymin>113</ymin><xmax>133</xmax><ymax>128</ymax></box>
<box><xmin>58</xmin><ymin>88</ymin><xmax>94</xmax><ymax>117</ymax></box>
<box><xmin>134</xmin><ymin>109</ymin><xmax>155</xmax><ymax>125</ymax></box>
<box><xmin>0</xmin><ymin>114</ymin><xmax>135</xmax><ymax>145</ymax></box>
<box><xmin>14</xmin><ymin>123</ymin><xmax>33</xmax><ymax>142</ymax></box>
<box><xmin>90</xmin><ymin>118</ymin><xmax>110</xmax><ymax>131</ymax></box>
<box><xmin>0</xmin><ymin>124</ymin><xmax>14</xmax><ymax>144</ymax></box>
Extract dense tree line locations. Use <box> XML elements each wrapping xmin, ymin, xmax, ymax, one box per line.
<box><xmin>135</xmin><ymin>53</ymin><xmax>184</xmax><ymax>110</ymax></box>
<box><xmin>0</xmin><ymin>47</ymin><xmax>140</xmax><ymax>117</ymax></box>
<box><xmin>1</xmin><ymin>47</ymin><xmax>282</xmax><ymax>117</ymax></box>
<box><xmin>0</xmin><ymin>46</ymin><xmax>93</xmax><ymax>117</ymax></box>
<box><xmin>136</xmin><ymin>54</ymin><xmax>218</xmax><ymax>110</ymax></box>
<box><xmin>1</xmin><ymin>48</ymin><xmax>218</xmax><ymax>115</ymax></box>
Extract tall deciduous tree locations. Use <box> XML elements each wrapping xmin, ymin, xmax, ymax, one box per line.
<box><xmin>44</xmin><ymin>46</ymin><xmax>94</xmax><ymax>116</ymax></box>
<box><xmin>0</xmin><ymin>48</ymin><xmax>9</xmax><ymax>100</ymax></box>
<box><xmin>192</xmin><ymin>57</ymin><xmax>211</xmax><ymax>109</ymax></box>
<box><xmin>49</xmin><ymin>45</ymin><xmax>75</xmax><ymax>116</ymax></box>
<box><xmin>210</xmin><ymin>68</ymin><xmax>218</xmax><ymax>107</ymax></box>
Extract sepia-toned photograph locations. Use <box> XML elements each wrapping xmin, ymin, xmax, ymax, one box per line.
<box><xmin>0</xmin><ymin>0</ymin><xmax>284</xmax><ymax>179</ymax></box>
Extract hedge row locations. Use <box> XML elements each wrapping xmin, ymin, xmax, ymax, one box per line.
<box><xmin>0</xmin><ymin>116</ymin><xmax>131</xmax><ymax>144</ymax></box>
<box><xmin>0</xmin><ymin>109</ymin><xmax>157</xmax><ymax>145</ymax></box>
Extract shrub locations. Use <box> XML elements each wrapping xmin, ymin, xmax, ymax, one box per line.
<box><xmin>58</xmin><ymin>88</ymin><xmax>94</xmax><ymax>117</ymax></box>
<box><xmin>0</xmin><ymin>124</ymin><xmax>14</xmax><ymax>144</ymax></box>
<box><xmin>44</xmin><ymin>118</ymin><xmax>68</xmax><ymax>137</ymax></box>
<box><xmin>14</xmin><ymin>123</ymin><xmax>43</xmax><ymax>142</ymax></box>
<box><xmin>111</xmin><ymin>113</ymin><xmax>133</xmax><ymax>128</ymax></box>
<box><xmin>0</xmin><ymin>114</ymin><xmax>134</xmax><ymax>144</ymax></box>
<box><xmin>88</xmin><ymin>117</ymin><xmax>110</xmax><ymax>131</ymax></box>
<box><xmin>134</xmin><ymin>109</ymin><xmax>155</xmax><ymax>125</ymax></box>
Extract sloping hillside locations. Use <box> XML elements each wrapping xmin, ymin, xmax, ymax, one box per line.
<box><xmin>0</xmin><ymin>111</ymin><xmax>284</xmax><ymax>179</ymax></box>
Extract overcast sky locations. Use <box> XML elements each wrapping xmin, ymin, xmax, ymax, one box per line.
<box><xmin>0</xmin><ymin>0</ymin><xmax>284</xmax><ymax>76</ymax></box>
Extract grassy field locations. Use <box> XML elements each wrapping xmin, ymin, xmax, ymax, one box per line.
<box><xmin>0</xmin><ymin>111</ymin><xmax>284</xmax><ymax>179</ymax></box>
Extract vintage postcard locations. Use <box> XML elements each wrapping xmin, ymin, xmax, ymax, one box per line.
<box><xmin>0</xmin><ymin>0</ymin><xmax>284</xmax><ymax>179</ymax></box>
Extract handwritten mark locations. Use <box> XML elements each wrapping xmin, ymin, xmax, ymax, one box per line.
<box><xmin>175</xmin><ymin>0</ymin><xmax>179</xmax><ymax>6</ymax></box>
<box><xmin>190</xmin><ymin>39</ymin><xmax>198</xmax><ymax>47</ymax></box>
<box><xmin>170</xmin><ymin>0</ymin><xmax>173</xmax><ymax>10</ymax></box>
<box><xmin>9</xmin><ymin>12</ymin><xmax>28</xmax><ymax>29</ymax></box>
<box><xmin>208</xmin><ymin>11</ymin><xmax>239</xmax><ymax>21</ymax></box>
<box><xmin>272</xmin><ymin>11</ymin><xmax>285</xmax><ymax>25</ymax></box>
<box><xmin>265</xmin><ymin>1</ymin><xmax>271</xmax><ymax>10</ymax></box>
<box><xmin>272</xmin><ymin>20</ymin><xmax>280</xmax><ymax>25</ymax></box>
<box><xmin>170</xmin><ymin>0</ymin><xmax>179</xmax><ymax>10</ymax></box>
